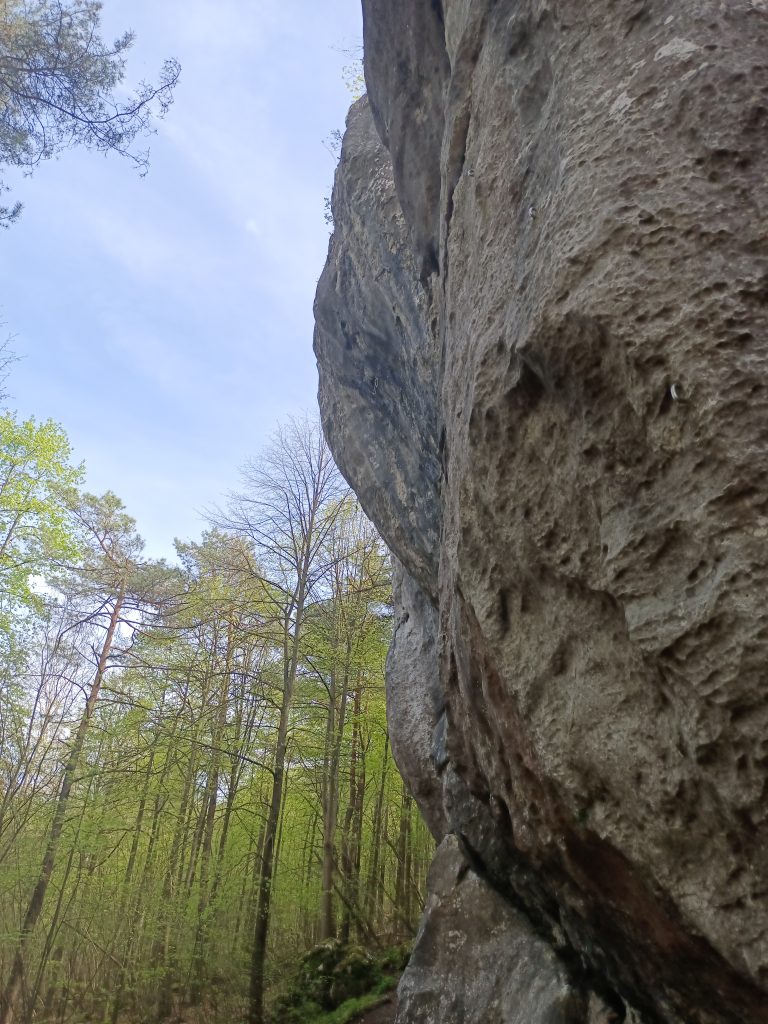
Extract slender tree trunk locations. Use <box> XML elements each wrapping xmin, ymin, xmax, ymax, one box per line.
<box><xmin>29</xmin><ymin>766</ymin><xmax>100</xmax><ymax>1019</ymax></box>
<box><xmin>232</xmin><ymin>830</ymin><xmax>256</xmax><ymax>955</ymax></box>
<box><xmin>155</xmin><ymin>739</ymin><xmax>198</xmax><ymax>1022</ymax></box>
<box><xmin>320</xmin><ymin>648</ymin><xmax>352</xmax><ymax>940</ymax></box>
<box><xmin>298</xmin><ymin>809</ymin><xmax>318</xmax><ymax>944</ymax></box>
<box><xmin>183</xmin><ymin>775</ymin><xmax>209</xmax><ymax>894</ymax></box>
<box><xmin>243</xmin><ymin>821</ymin><xmax>266</xmax><ymax>945</ymax></box>
<box><xmin>365</xmin><ymin>734</ymin><xmax>389</xmax><ymax>927</ymax></box>
<box><xmin>208</xmin><ymin>753</ymin><xmax>238</xmax><ymax>911</ymax></box>
<box><xmin>376</xmin><ymin>805</ymin><xmax>388</xmax><ymax>932</ymax></box>
<box><xmin>135</xmin><ymin>762</ymin><xmax>173</xmax><ymax>954</ymax></box>
<box><xmin>394</xmin><ymin>784</ymin><xmax>413</xmax><ymax>939</ymax></box>
<box><xmin>33</xmin><ymin>842</ymin><xmax>78</xmax><ymax>1018</ymax></box>
<box><xmin>189</xmin><ymin>773</ymin><xmax>219</xmax><ymax>1004</ymax></box>
<box><xmin>348</xmin><ymin>703</ymin><xmax>366</xmax><ymax>942</ymax></box>
<box><xmin>273</xmin><ymin>756</ymin><xmax>290</xmax><ymax>877</ymax></box>
<box><xmin>339</xmin><ymin>685</ymin><xmax>361</xmax><ymax>946</ymax></box>
<box><xmin>0</xmin><ymin>591</ymin><xmax>124</xmax><ymax>1024</ymax></box>
<box><xmin>108</xmin><ymin>744</ymin><xmax>157</xmax><ymax>1024</ymax></box>
<box><xmin>248</xmin><ymin>588</ymin><xmax>305</xmax><ymax>1024</ymax></box>
<box><xmin>190</xmin><ymin>630</ymin><xmax>230</xmax><ymax>1007</ymax></box>
<box><xmin>318</xmin><ymin>660</ymin><xmax>337</xmax><ymax>940</ymax></box>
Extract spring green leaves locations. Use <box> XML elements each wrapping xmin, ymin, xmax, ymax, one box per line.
<box><xmin>0</xmin><ymin>412</ymin><xmax>82</xmax><ymax>650</ymax></box>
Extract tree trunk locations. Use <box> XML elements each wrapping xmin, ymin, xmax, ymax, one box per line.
<box><xmin>339</xmin><ymin>685</ymin><xmax>361</xmax><ymax>945</ymax></box>
<box><xmin>0</xmin><ymin>590</ymin><xmax>124</xmax><ymax>1024</ymax></box>
<box><xmin>108</xmin><ymin>743</ymin><xmax>157</xmax><ymax>1024</ymax></box>
<box><xmin>155</xmin><ymin>737</ymin><xmax>199</xmax><ymax>1022</ymax></box>
<box><xmin>394</xmin><ymin>784</ymin><xmax>413</xmax><ymax>939</ymax></box>
<box><xmin>248</xmin><ymin>590</ymin><xmax>305</xmax><ymax>1024</ymax></box>
<box><xmin>190</xmin><ymin>628</ymin><xmax>230</xmax><ymax>1007</ymax></box>
<box><xmin>365</xmin><ymin>733</ymin><xmax>389</xmax><ymax>928</ymax></box>
<box><xmin>319</xmin><ymin>646</ymin><xmax>352</xmax><ymax>940</ymax></box>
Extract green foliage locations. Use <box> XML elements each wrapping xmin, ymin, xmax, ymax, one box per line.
<box><xmin>288</xmin><ymin>939</ymin><xmax>348</xmax><ymax>1010</ymax></box>
<box><xmin>378</xmin><ymin>943</ymin><xmax>410</xmax><ymax>973</ymax></box>
<box><xmin>293</xmin><ymin>988</ymin><xmax>395</xmax><ymax>1024</ymax></box>
<box><xmin>0</xmin><ymin>414</ymin><xmax>433</xmax><ymax>1024</ymax></box>
<box><xmin>330</xmin><ymin>946</ymin><xmax>379</xmax><ymax>1006</ymax></box>
<box><xmin>271</xmin><ymin>940</ymin><xmax>399</xmax><ymax>1024</ymax></box>
<box><xmin>0</xmin><ymin>0</ymin><xmax>180</xmax><ymax>224</ymax></box>
<box><xmin>0</xmin><ymin>411</ymin><xmax>81</xmax><ymax>652</ymax></box>
<box><xmin>342</xmin><ymin>59</ymin><xmax>365</xmax><ymax>101</ymax></box>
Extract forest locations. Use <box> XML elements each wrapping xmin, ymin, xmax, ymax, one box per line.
<box><xmin>0</xmin><ymin>410</ymin><xmax>432</xmax><ymax>1024</ymax></box>
<box><xmin>0</xmin><ymin>3</ymin><xmax>431</xmax><ymax>1022</ymax></box>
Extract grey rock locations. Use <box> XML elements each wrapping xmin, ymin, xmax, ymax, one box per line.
<box><xmin>362</xmin><ymin>0</ymin><xmax>449</xmax><ymax>279</ymax></box>
<box><xmin>314</xmin><ymin>99</ymin><xmax>441</xmax><ymax>597</ymax></box>
<box><xmin>395</xmin><ymin>837</ymin><xmax>583</xmax><ymax>1024</ymax></box>
<box><xmin>386</xmin><ymin>561</ymin><xmax>448</xmax><ymax>839</ymax></box>
<box><xmin>315</xmin><ymin>1</ymin><xmax>768</xmax><ymax>1022</ymax></box>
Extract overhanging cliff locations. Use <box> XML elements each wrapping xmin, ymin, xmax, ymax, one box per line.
<box><xmin>314</xmin><ymin>2</ymin><xmax>768</xmax><ymax>1022</ymax></box>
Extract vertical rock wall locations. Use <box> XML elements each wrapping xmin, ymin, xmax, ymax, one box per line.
<box><xmin>314</xmin><ymin>2</ymin><xmax>768</xmax><ymax>1022</ymax></box>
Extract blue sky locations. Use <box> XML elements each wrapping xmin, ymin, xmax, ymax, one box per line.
<box><xmin>0</xmin><ymin>0</ymin><xmax>362</xmax><ymax>559</ymax></box>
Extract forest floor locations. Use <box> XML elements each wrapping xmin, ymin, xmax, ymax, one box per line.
<box><xmin>351</xmin><ymin>992</ymin><xmax>396</xmax><ymax>1023</ymax></box>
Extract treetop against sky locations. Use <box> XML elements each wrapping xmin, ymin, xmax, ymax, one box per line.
<box><xmin>0</xmin><ymin>0</ymin><xmax>363</xmax><ymax>560</ymax></box>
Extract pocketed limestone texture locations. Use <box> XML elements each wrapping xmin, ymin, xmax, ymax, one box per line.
<box><xmin>314</xmin><ymin>2</ymin><xmax>768</xmax><ymax>1022</ymax></box>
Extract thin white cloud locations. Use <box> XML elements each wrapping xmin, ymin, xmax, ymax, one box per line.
<box><xmin>85</xmin><ymin>212</ymin><xmax>208</xmax><ymax>283</ymax></box>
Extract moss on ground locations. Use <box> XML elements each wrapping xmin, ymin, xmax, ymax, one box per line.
<box><xmin>300</xmin><ymin>976</ymin><xmax>396</xmax><ymax>1023</ymax></box>
<box><xmin>270</xmin><ymin>942</ymin><xmax>408</xmax><ymax>1024</ymax></box>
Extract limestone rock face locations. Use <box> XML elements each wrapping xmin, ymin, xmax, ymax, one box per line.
<box><xmin>385</xmin><ymin>561</ymin><xmax>447</xmax><ymax>839</ymax></box>
<box><xmin>314</xmin><ymin>2</ymin><xmax>768</xmax><ymax>1022</ymax></box>
<box><xmin>395</xmin><ymin>836</ymin><xmax>581</xmax><ymax>1024</ymax></box>
<box><xmin>314</xmin><ymin>101</ymin><xmax>441</xmax><ymax>596</ymax></box>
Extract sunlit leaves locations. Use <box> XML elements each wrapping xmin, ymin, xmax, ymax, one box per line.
<box><xmin>0</xmin><ymin>412</ymin><xmax>82</xmax><ymax>652</ymax></box>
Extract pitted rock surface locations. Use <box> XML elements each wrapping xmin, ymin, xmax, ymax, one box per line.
<box><xmin>315</xmin><ymin>2</ymin><xmax>768</xmax><ymax>1022</ymax></box>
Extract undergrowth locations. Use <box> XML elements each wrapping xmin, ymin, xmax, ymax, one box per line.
<box><xmin>300</xmin><ymin>975</ymin><xmax>396</xmax><ymax>1024</ymax></box>
<box><xmin>270</xmin><ymin>941</ymin><xmax>408</xmax><ymax>1024</ymax></box>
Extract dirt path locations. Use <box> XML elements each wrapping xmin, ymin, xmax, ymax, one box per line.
<box><xmin>352</xmin><ymin>992</ymin><xmax>396</xmax><ymax>1024</ymax></box>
